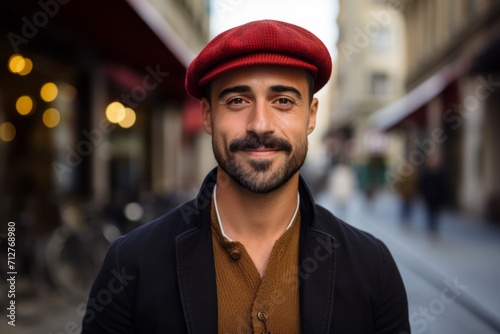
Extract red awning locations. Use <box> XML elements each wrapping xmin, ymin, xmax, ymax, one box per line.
<box><xmin>3</xmin><ymin>0</ymin><xmax>194</xmax><ymax>99</ymax></box>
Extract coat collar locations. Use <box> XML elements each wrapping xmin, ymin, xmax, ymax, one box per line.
<box><xmin>176</xmin><ymin>168</ymin><xmax>336</xmax><ymax>334</ymax></box>
<box><xmin>175</xmin><ymin>170</ymin><xmax>218</xmax><ymax>333</ymax></box>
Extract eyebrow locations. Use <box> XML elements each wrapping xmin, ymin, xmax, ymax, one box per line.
<box><xmin>269</xmin><ymin>85</ymin><xmax>303</xmax><ymax>100</ymax></box>
<box><xmin>217</xmin><ymin>85</ymin><xmax>252</xmax><ymax>100</ymax></box>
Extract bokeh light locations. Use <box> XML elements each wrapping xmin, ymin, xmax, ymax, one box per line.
<box><xmin>124</xmin><ymin>202</ymin><xmax>144</xmax><ymax>221</ymax></box>
<box><xmin>40</xmin><ymin>82</ymin><xmax>58</xmax><ymax>102</ymax></box>
<box><xmin>42</xmin><ymin>108</ymin><xmax>61</xmax><ymax>128</ymax></box>
<box><xmin>16</xmin><ymin>95</ymin><xmax>34</xmax><ymax>115</ymax></box>
<box><xmin>18</xmin><ymin>58</ymin><xmax>33</xmax><ymax>76</ymax></box>
<box><xmin>119</xmin><ymin>108</ymin><xmax>136</xmax><ymax>128</ymax></box>
<box><xmin>60</xmin><ymin>84</ymin><xmax>77</xmax><ymax>102</ymax></box>
<box><xmin>8</xmin><ymin>54</ymin><xmax>25</xmax><ymax>74</ymax></box>
<box><xmin>0</xmin><ymin>122</ymin><xmax>16</xmax><ymax>142</ymax></box>
<box><xmin>105</xmin><ymin>101</ymin><xmax>126</xmax><ymax>123</ymax></box>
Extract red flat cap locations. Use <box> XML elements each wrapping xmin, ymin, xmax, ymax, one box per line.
<box><xmin>185</xmin><ymin>19</ymin><xmax>332</xmax><ymax>100</ymax></box>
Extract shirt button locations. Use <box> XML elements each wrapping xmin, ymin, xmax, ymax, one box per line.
<box><xmin>230</xmin><ymin>249</ymin><xmax>241</xmax><ymax>260</ymax></box>
<box><xmin>257</xmin><ymin>310</ymin><xmax>267</xmax><ymax>321</ymax></box>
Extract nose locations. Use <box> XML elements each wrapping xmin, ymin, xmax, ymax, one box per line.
<box><xmin>246</xmin><ymin>101</ymin><xmax>274</xmax><ymax>136</ymax></box>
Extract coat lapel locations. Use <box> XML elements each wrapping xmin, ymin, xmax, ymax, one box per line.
<box><xmin>299</xmin><ymin>227</ymin><xmax>337</xmax><ymax>333</ymax></box>
<box><xmin>176</xmin><ymin>170</ymin><xmax>218</xmax><ymax>334</ymax></box>
<box><xmin>298</xmin><ymin>177</ymin><xmax>337</xmax><ymax>334</ymax></box>
<box><xmin>176</xmin><ymin>225</ymin><xmax>218</xmax><ymax>333</ymax></box>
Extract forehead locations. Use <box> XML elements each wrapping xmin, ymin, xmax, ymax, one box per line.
<box><xmin>209</xmin><ymin>65</ymin><xmax>310</xmax><ymax>94</ymax></box>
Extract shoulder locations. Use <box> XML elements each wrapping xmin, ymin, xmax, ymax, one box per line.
<box><xmin>112</xmin><ymin>199</ymin><xmax>203</xmax><ymax>260</ymax></box>
<box><xmin>311</xmin><ymin>203</ymin><xmax>405</xmax><ymax>298</ymax></box>
<box><xmin>313</xmin><ymin>204</ymin><xmax>387</xmax><ymax>252</ymax></box>
<box><xmin>310</xmin><ymin>208</ymin><xmax>409</xmax><ymax>331</ymax></box>
<box><xmin>311</xmin><ymin>203</ymin><xmax>397</xmax><ymax>280</ymax></box>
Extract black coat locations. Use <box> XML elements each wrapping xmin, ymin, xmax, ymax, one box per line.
<box><xmin>82</xmin><ymin>169</ymin><xmax>410</xmax><ymax>333</ymax></box>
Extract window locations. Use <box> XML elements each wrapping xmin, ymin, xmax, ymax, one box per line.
<box><xmin>370</xmin><ymin>72</ymin><xmax>389</xmax><ymax>96</ymax></box>
<box><xmin>448</xmin><ymin>0</ymin><xmax>461</xmax><ymax>34</ymax></box>
<box><xmin>467</xmin><ymin>0</ymin><xmax>480</xmax><ymax>22</ymax></box>
<box><xmin>371</xmin><ymin>27</ymin><xmax>392</xmax><ymax>52</ymax></box>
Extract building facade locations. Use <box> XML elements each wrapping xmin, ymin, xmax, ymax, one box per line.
<box><xmin>0</xmin><ymin>0</ymin><xmax>210</xmax><ymax>241</ymax></box>
<box><xmin>329</xmin><ymin>0</ymin><xmax>406</xmax><ymax>191</ymax></box>
<box><xmin>371</xmin><ymin>0</ymin><xmax>500</xmax><ymax>219</ymax></box>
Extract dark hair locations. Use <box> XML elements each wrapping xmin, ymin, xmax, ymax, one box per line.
<box><xmin>203</xmin><ymin>70</ymin><xmax>316</xmax><ymax>105</ymax></box>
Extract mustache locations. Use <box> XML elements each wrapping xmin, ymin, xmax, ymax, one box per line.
<box><xmin>229</xmin><ymin>134</ymin><xmax>292</xmax><ymax>153</ymax></box>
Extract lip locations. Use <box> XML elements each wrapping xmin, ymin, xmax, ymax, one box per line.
<box><xmin>242</xmin><ymin>148</ymin><xmax>280</xmax><ymax>157</ymax></box>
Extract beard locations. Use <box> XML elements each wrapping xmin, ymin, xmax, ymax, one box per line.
<box><xmin>213</xmin><ymin>132</ymin><xmax>307</xmax><ymax>194</ymax></box>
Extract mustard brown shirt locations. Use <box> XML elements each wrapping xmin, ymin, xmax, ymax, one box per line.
<box><xmin>211</xmin><ymin>199</ymin><xmax>301</xmax><ymax>334</ymax></box>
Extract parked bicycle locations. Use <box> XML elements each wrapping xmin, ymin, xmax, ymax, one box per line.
<box><xmin>43</xmin><ymin>206</ymin><xmax>121</xmax><ymax>303</ymax></box>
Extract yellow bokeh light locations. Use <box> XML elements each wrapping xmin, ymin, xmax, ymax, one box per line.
<box><xmin>0</xmin><ymin>122</ymin><xmax>16</xmax><ymax>142</ymax></box>
<box><xmin>16</xmin><ymin>95</ymin><xmax>34</xmax><ymax>115</ymax></box>
<box><xmin>18</xmin><ymin>58</ymin><xmax>33</xmax><ymax>76</ymax></box>
<box><xmin>43</xmin><ymin>108</ymin><xmax>61</xmax><ymax>128</ymax></box>
<box><xmin>40</xmin><ymin>82</ymin><xmax>58</xmax><ymax>102</ymax></box>
<box><xmin>8</xmin><ymin>54</ymin><xmax>25</xmax><ymax>74</ymax></box>
<box><xmin>105</xmin><ymin>102</ymin><xmax>126</xmax><ymax>123</ymax></box>
<box><xmin>119</xmin><ymin>108</ymin><xmax>136</xmax><ymax>128</ymax></box>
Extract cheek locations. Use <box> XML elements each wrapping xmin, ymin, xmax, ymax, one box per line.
<box><xmin>213</xmin><ymin>116</ymin><xmax>246</xmax><ymax>138</ymax></box>
<box><xmin>276</xmin><ymin>111</ymin><xmax>309</xmax><ymax>129</ymax></box>
<box><xmin>211</xmin><ymin>124</ymin><xmax>236</xmax><ymax>149</ymax></box>
<box><xmin>276</xmin><ymin>116</ymin><xmax>309</xmax><ymax>137</ymax></box>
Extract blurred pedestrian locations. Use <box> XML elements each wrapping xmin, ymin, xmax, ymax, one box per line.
<box><xmin>327</xmin><ymin>162</ymin><xmax>356</xmax><ymax>212</ymax></box>
<box><xmin>82</xmin><ymin>20</ymin><xmax>409</xmax><ymax>334</ymax></box>
<box><xmin>395</xmin><ymin>170</ymin><xmax>419</xmax><ymax>225</ymax></box>
<box><xmin>419</xmin><ymin>155</ymin><xmax>447</xmax><ymax>235</ymax></box>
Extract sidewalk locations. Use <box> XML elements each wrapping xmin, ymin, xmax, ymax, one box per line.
<box><xmin>0</xmin><ymin>282</ymin><xmax>84</xmax><ymax>334</ymax></box>
<box><xmin>316</xmin><ymin>189</ymin><xmax>500</xmax><ymax>333</ymax></box>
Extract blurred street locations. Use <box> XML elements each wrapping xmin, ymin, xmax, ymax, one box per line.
<box><xmin>0</xmin><ymin>283</ymin><xmax>84</xmax><ymax>334</ymax></box>
<box><xmin>317</xmin><ymin>189</ymin><xmax>500</xmax><ymax>334</ymax></box>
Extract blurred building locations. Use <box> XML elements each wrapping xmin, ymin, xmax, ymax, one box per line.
<box><xmin>328</xmin><ymin>0</ymin><xmax>406</xmax><ymax>191</ymax></box>
<box><xmin>0</xmin><ymin>0</ymin><xmax>211</xmax><ymax>238</ymax></box>
<box><xmin>370</xmin><ymin>0</ymin><xmax>500</xmax><ymax>220</ymax></box>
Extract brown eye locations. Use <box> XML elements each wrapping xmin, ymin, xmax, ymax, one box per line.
<box><xmin>228</xmin><ymin>97</ymin><xmax>245</xmax><ymax>105</ymax></box>
<box><xmin>277</xmin><ymin>98</ymin><xmax>293</xmax><ymax>105</ymax></box>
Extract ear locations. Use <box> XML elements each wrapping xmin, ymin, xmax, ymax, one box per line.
<box><xmin>307</xmin><ymin>98</ymin><xmax>318</xmax><ymax>135</ymax></box>
<box><xmin>201</xmin><ymin>98</ymin><xmax>212</xmax><ymax>135</ymax></box>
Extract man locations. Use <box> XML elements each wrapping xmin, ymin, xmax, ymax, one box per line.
<box><xmin>82</xmin><ymin>20</ymin><xmax>410</xmax><ymax>333</ymax></box>
<box><xmin>419</xmin><ymin>155</ymin><xmax>447</xmax><ymax>236</ymax></box>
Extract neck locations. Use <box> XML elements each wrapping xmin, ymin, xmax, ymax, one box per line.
<box><xmin>214</xmin><ymin>167</ymin><xmax>300</xmax><ymax>241</ymax></box>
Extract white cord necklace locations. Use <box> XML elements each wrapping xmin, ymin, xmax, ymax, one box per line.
<box><xmin>213</xmin><ymin>184</ymin><xmax>300</xmax><ymax>242</ymax></box>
